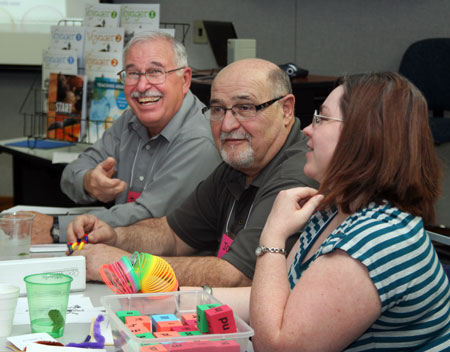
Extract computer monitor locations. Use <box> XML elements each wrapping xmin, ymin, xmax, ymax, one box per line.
<box><xmin>203</xmin><ymin>21</ymin><xmax>238</xmax><ymax>68</ymax></box>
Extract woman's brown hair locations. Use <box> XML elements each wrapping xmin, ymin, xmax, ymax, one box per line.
<box><xmin>318</xmin><ymin>72</ymin><xmax>441</xmax><ymax>225</ymax></box>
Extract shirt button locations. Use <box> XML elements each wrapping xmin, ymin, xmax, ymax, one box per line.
<box><xmin>238</xmin><ymin>219</ymin><xmax>244</xmax><ymax>225</ymax></box>
<box><xmin>139</xmin><ymin>176</ymin><xmax>144</xmax><ymax>181</ymax></box>
<box><xmin>145</xmin><ymin>145</ymin><xmax>150</xmax><ymax>150</ymax></box>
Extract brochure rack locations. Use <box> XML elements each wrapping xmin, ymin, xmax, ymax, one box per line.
<box><xmin>21</xmin><ymin>21</ymin><xmax>190</xmax><ymax>147</ymax></box>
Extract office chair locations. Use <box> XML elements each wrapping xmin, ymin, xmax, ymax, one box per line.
<box><xmin>399</xmin><ymin>38</ymin><xmax>450</xmax><ymax>144</ymax></box>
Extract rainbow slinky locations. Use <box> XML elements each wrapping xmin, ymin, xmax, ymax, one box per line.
<box><xmin>99</xmin><ymin>252</ymin><xmax>178</xmax><ymax>294</ymax></box>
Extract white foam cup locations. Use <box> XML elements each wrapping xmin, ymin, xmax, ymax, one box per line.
<box><xmin>0</xmin><ymin>284</ymin><xmax>20</xmax><ymax>337</ymax></box>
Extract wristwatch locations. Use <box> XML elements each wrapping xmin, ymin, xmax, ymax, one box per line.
<box><xmin>50</xmin><ymin>216</ymin><xmax>60</xmax><ymax>243</ymax></box>
<box><xmin>255</xmin><ymin>245</ymin><xmax>286</xmax><ymax>257</ymax></box>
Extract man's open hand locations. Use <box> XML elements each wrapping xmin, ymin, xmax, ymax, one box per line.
<box><xmin>83</xmin><ymin>157</ymin><xmax>127</xmax><ymax>203</ymax></box>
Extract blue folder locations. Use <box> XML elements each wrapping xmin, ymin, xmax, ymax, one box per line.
<box><xmin>6</xmin><ymin>139</ymin><xmax>75</xmax><ymax>149</ymax></box>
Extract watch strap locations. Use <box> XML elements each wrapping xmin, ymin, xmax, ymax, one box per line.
<box><xmin>50</xmin><ymin>216</ymin><xmax>60</xmax><ymax>243</ymax></box>
<box><xmin>255</xmin><ymin>245</ymin><xmax>286</xmax><ymax>257</ymax></box>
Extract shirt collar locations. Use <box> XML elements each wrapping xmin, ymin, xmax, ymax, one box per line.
<box><xmin>127</xmin><ymin>90</ymin><xmax>194</xmax><ymax>142</ymax></box>
<box><xmin>250</xmin><ymin>117</ymin><xmax>302</xmax><ymax>188</ymax></box>
<box><xmin>224</xmin><ymin>117</ymin><xmax>302</xmax><ymax>197</ymax></box>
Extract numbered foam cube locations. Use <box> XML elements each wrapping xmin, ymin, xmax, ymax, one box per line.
<box><xmin>171</xmin><ymin>325</ymin><xmax>197</xmax><ymax>332</ymax></box>
<box><xmin>152</xmin><ymin>331</ymin><xmax>180</xmax><ymax>338</ymax></box>
<box><xmin>178</xmin><ymin>330</ymin><xmax>202</xmax><ymax>337</ymax></box>
<box><xmin>184</xmin><ymin>320</ymin><xmax>197</xmax><ymax>330</ymax></box>
<box><xmin>128</xmin><ymin>322</ymin><xmax>150</xmax><ymax>335</ymax></box>
<box><xmin>140</xmin><ymin>345</ymin><xmax>168</xmax><ymax>352</ymax></box>
<box><xmin>116</xmin><ymin>310</ymin><xmax>141</xmax><ymax>323</ymax></box>
<box><xmin>151</xmin><ymin>314</ymin><xmax>179</xmax><ymax>332</ymax></box>
<box><xmin>125</xmin><ymin>315</ymin><xmax>151</xmax><ymax>331</ymax></box>
<box><xmin>166</xmin><ymin>341</ymin><xmax>197</xmax><ymax>352</ymax></box>
<box><xmin>136</xmin><ymin>332</ymin><xmax>155</xmax><ymax>339</ymax></box>
<box><xmin>212</xmin><ymin>339</ymin><xmax>241</xmax><ymax>351</ymax></box>
<box><xmin>181</xmin><ymin>313</ymin><xmax>197</xmax><ymax>326</ymax></box>
<box><xmin>196</xmin><ymin>304</ymin><xmax>221</xmax><ymax>333</ymax></box>
<box><xmin>190</xmin><ymin>340</ymin><xmax>216</xmax><ymax>351</ymax></box>
<box><xmin>156</xmin><ymin>320</ymin><xmax>183</xmax><ymax>332</ymax></box>
<box><xmin>205</xmin><ymin>305</ymin><xmax>237</xmax><ymax>334</ymax></box>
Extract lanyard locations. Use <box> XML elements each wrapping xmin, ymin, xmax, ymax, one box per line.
<box><xmin>225</xmin><ymin>198</ymin><xmax>255</xmax><ymax>234</ymax></box>
<box><xmin>128</xmin><ymin>137</ymin><xmax>163</xmax><ymax>191</ymax></box>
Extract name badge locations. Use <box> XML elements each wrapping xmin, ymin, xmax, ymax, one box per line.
<box><xmin>126</xmin><ymin>191</ymin><xmax>141</xmax><ymax>203</ymax></box>
<box><xmin>217</xmin><ymin>233</ymin><xmax>234</xmax><ymax>258</ymax></box>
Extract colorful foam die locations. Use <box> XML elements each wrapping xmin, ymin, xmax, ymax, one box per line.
<box><xmin>181</xmin><ymin>313</ymin><xmax>197</xmax><ymax>326</ymax></box>
<box><xmin>190</xmin><ymin>340</ymin><xmax>216</xmax><ymax>351</ymax></box>
<box><xmin>184</xmin><ymin>320</ymin><xmax>197</xmax><ymax>330</ymax></box>
<box><xmin>171</xmin><ymin>325</ymin><xmax>197</xmax><ymax>332</ymax></box>
<box><xmin>136</xmin><ymin>332</ymin><xmax>155</xmax><ymax>339</ymax></box>
<box><xmin>212</xmin><ymin>340</ymin><xmax>241</xmax><ymax>351</ymax></box>
<box><xmin>166</xmin><ymin>342</ymin><xmax>197</xmax><ymax>352</ymax></box>
<box><xmin>140</xmin><ymin>345</ymin><xmax>168</xmax><ymax>352</ymax></box>
<box><xmin>116</xmin><ymin>310</ymin><xmax>141</xmax><ymax>323</ymax></box>
<box><xmin>126</xmin><ymin>315</ymin><xmax>151</xmax><ymax>331</ymax></box>
<box><xmin>205</xmin><ymin>305</ymin><xmax>237</xmax><ymax>334</ymax></box>
<box><xmin>152</xmin><ymin>331</ymin><xmax>180</xmax><ymax>338</ymax></box>
<box><xmin>151</xmin><ymin>314</ymin><xmax>179</xmax><ymax>331</ymax></box>
<box><xmin>151</xmin><ymin>313</ymin><xmax>178</xmax><ymax>323</ymax></box>
<box><xmin>156</xmin><ymin>320</ymin><xmax>183</xmax><ymax>332</ymax></box>
<box><xmin>178</xmin><ymin>331</ymin><xmax>202</xmax><ymax>337</ymax></box>
<box><xmin>196</xmin><ymin>304</ymin><xmax>221</xmax><ymax>333</ymax></box>
<box><xmin>126</xmin><ymin>322</ymin><xmax>148</xmax><ymax>329</ymax></box>
<box><xmin>128</xmin><ymin>323</ymin><xmax>150</xmax><ymax>335</ymax></box>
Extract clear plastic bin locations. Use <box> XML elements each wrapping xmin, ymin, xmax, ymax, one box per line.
<box><xmin>101</xmin><ymin>290</ymin><xmax>254</xmax><ymax>352</ymax></box>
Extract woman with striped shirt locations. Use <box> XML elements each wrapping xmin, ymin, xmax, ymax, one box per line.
<box><xmin>250</xmin><ymin>72</ymin><xmax>450</xmax><ymax>351</ymax></box>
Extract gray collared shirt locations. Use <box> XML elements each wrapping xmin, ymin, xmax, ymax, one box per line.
<box><xmin>58</xmin><ymin>90</ymin><xmax>221</xmax><ymax>241</ymax></box>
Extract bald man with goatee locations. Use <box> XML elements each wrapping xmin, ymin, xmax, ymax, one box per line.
<box><xmin>66</xmin><ymin>58</ymin><xmax>318</xmax><ymax>287</ymax></box>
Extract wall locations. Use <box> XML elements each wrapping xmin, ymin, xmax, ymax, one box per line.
<box><xmin>0</xmin><ymin>0</ymin><xmax>449</xmax><ymax>197</ymax></box>
<box><xmin>296</xmin><ymin>0</ymin><xmax>450</xmax><ymax>75</ymax></box>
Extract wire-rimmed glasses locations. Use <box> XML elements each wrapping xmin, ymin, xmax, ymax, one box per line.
<box><xmin>117</xmin><ymin>67</ymin><xmax>185</xmax><ymax>85</ymax></box>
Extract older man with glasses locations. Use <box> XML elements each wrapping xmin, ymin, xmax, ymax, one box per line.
<box><xmin>66</xmin><ymin>58</ymin><xmax>318</xmax><ymax>287</ymax></box>
<box><xmin>31</xmin><ymin>31</ymin><xmax>221</xmax><ymax>245</ymax></box>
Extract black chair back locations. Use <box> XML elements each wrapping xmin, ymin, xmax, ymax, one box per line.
<box><xmin>399</xmin><ymin>38</ymin><xmax>450</xmax><ymax>115</ymax></box>
<box><xmin>399</xmin><ymin>38</ymin><xmax>450</xmax><ymax>144</ymax></box>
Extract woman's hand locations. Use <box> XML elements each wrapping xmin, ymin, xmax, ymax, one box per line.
<box><xmin>260</xmin><ymin>187</ymin><xmax>323</xmax><ymax>247</ymax></box>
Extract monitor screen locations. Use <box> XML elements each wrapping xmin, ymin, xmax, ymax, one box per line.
<box><xmin>203</xmin><ymin>21</ymin><xmax>237</xmax><ymax>68</ymax></box>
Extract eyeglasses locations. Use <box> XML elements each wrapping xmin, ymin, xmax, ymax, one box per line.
<box><xmin>117</xmin><ymin>66</ymin><xmax>185</xmax><ymax>85</ymax></box>
<box><xmin>202</xmin><ymin>96</ymin><xmax>285</xmax><ymax>121</ymax></box>
<box><xmin>312</xmin><ymin>109</ymin><xmax>343</xmax><ymax>126</ymax></box>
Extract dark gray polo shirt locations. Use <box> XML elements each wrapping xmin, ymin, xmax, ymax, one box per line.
<box><xmin>167</xmin><ymin>118</ymin><xmax>318</xmax><ymax>279</ymax></box>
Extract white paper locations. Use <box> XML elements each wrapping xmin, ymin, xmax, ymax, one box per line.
<box><xmin>30</xmin><ymin>244</ymin><xmax>68</xmax><ymax>253</ymax></box>
<box><xmin>90</xmin><ymin>308</ymin><xmax>114</xmax><ymax>346</ymax></box>
<box><xmin>52</xmin><ymin>152</ymin><xmax>80</xmax><ymax>164</ymax></box>
<box><xmin>26</xmin><ymin>342</ymin><xmax>106</xmax><ymax>352</ymax></box>
<box><xmin>2</xmin><ymin>205</ymin><xmax>103</xmax><ymax>215</ymax></box>
<box><xmin>7</xmin><ymin>333</ymin><xmax>56</xmax><ymax>351</ymax></box>
<box><xmin>13</xmin><ymin>295</ymin><xmax>96</xmax><ymax>325</ymax></box>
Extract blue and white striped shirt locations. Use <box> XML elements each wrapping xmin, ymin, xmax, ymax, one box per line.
<box><xmin>288</xmin><ymin>202</ymin><xmax>450</xmax><ymax>351</ymax></box>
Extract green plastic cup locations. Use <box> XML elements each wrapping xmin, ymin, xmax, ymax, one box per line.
<box><xmin>24</xmin><ymin>273</ymin><xmax>73</xmax><ymax>338</ymax></box>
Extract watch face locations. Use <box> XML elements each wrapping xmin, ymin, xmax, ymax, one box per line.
<box><xmin>255</xmin><ymin>246</ymin><xmax>263</xmax><ymax>256</ymax></box>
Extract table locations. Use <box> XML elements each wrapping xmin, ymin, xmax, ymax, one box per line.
<box><xmin>6</xmin><ymin>282</ymin><xmax>255</xmax><ymax>352</ymax></box>
<box><xmin>190</xmin><ymin>73</ymin><xmax>337</xmax><ymax>129</ymax></box>
<box><xmin>0</xmin><ymin>138</ymin><xmax>90</xmax><ymax>207</ymax></box>
<box><xmin>5</xmin><ymin>282</ymin><xmax>116</xmax><ymax>351</ymax></box>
